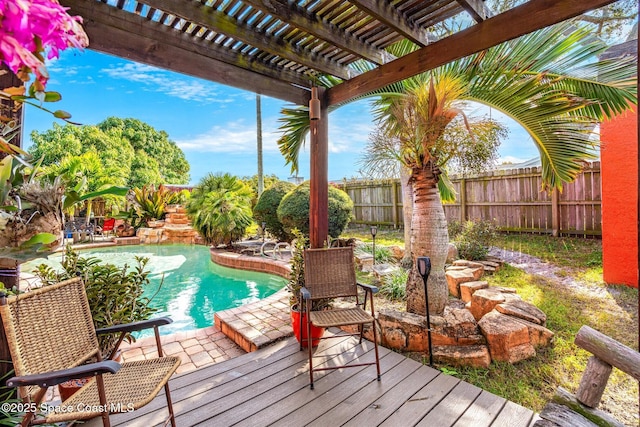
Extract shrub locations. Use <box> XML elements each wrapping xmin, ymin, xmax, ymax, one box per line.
<box><xmin>132</xmin><ymin>183</ymin><xmax>181</xmax><ymax>225</ymax></box>
<box><xmin>451</xmin><ymin>219</ymin><xmax>497</xmax><ymax>260</ymax></box>
<box><xmin>277</xmin><ymin>182</ymin><xmax>353</xmax><ymax>240</ymax></box>
<box><xmin>186</xmin><ymin>173</ymin><xmax>253</xmax><ymax>246</ymax></box>
<box><xmin>355</xmin><ymin>243</ymin><xmax>395</xmax><ymax>264</ymax></box>
<box><xmin>379</xmin><ymin>268</ymin><xmax>408</xmax><ymax>301</ymax></box>
<box><xmin>253</xmin><ymin>180</ymin><xmax>296</xmax><ymax>241</ymax></box>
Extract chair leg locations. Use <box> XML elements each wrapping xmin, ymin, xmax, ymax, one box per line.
<box><xmin>96</xmin><ymin>374</ymin><xmax>111</xmax><ymax>427</ymax></box>
<box><xmin>307</xmin><ymin>313</ymin><xmax>314</xmax><ymax>390</ymax></box>
<box><xmin>164</xmin><ymin>382</ymin><xmax>177</xmax><ymax>427</ymax></box>
<box><xmin>371</xmin><ymin>320</ymin><xmax>381</xmax><ymax>381</ymax></box>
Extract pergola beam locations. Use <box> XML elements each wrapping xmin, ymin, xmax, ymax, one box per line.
<box><xmin>349</xmin><ymin>0</ymin><xmax>431</xmax><ymax>46</ymax></box>
<box><xmin>63</xmin><ymin>0</ymin><xmax>310</xmax><ymax>104</ymax></box>
<box><xmin>241</xmin><ymin>0</ymin><xmax>394</xmax><ymax>65</ymax></box>
<box><xmin>139</xmin><ymin>0</ymin><xmax>353</xmax><ymax>80</ymax></box>
<box><xmin>455</xmin><ymin>0</ymin><xmax>489</xmax><ymax>22</ymax></box>
<box><xmin>327</xmin><ymin>0</ymin><xmax>620</xmax><ymax>106</ymax></box>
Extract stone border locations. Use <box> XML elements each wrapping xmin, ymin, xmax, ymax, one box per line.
<box><xmin>211</xmin><ymin>249</ymin><xmax>294</xmax><ymax>352</ymax></box>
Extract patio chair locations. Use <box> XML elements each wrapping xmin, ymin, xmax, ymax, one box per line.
<box><xmin>98</xmin><ymin>217</ymin><xmax>116</xmax><ymax>239</ymax></box>
<box><xmin>302</xmin><ymin>246</ymin><xmax>381</xmax><ymax>389</ymax></box>
<box><xmin>0</xmin><ymin>277</ymin><xmax>180</xmax><ymax>427</ymax></box>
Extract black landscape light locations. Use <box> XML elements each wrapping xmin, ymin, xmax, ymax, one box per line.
<box><xmin>417</xmin><ymin>256</ymin><xmax>433</xmax><ymax>367</ymax></box>
<box><xmin>261</xmin><ymin>221</ymin><xmax>266</xmax><ymax>243</ymax></box>
<box><xmin>370</xmin><ymin>225</ymin><xmax>377</xmax><ymax>265</ymax></box>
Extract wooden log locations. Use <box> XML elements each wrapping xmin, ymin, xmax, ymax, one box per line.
<box><xmin>574</xmin><ymin>325</ymin><xmax>640</xmax><ymax>381</ymax></box>
<box><xmin>576</xmin><ymin>356</ymin><xmax>613</xmax><ymax>408</ymax></box>
<box><xmin>538</xmin><ymin>402</ymin><xmax>599</xmax><ymax>427</ymax></box>
<box><xmin>552</xmin><ymin>387</ymin><xmax>624</xmax><ymax>427</ymax></box>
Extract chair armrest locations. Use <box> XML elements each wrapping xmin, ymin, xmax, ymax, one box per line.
<box><xmin>300</xmin><ymin>287</ymin><xmax>312</xmax><ymax>300</ymax></box>
<box><xmin>6</xmin><ymin>361</ymin><xmax>121</xmax><ymax>388</ymax></box>
<box><xmin>357</xmin><ymin>282</ymin><xmax>379</xmax><ymax>293</ymax></box>
<box><xmin>96</xmin><ymin>317</ymin><xmax>173</xmax><ymax>335</ymax></box>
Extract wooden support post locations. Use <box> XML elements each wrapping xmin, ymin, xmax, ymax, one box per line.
<box><xmin>309</xmin><ymin>87</ymin><xmax>328</xmax><ymax>249</ymax></box>
<box><xmin>551</xmin><ymin>189</ymin><xmax>560</xmax><ymax>237</ymax></box>
<box><xmin>459</xmin><ymin>178</ymin><xmax>467</xmax><ymax>222</ymax></box>
<box><xmin>391</xmin><ymin>180</ymin><xmax>399</xmax><ymax>228</ymax></box>
<box><xmin>0</xmin><ymin>64</ymin><xmax>24</xmax><ymax>151</ymax></box>
<box><xmin>576</xmin><ymin>356</ymin><xmax>613</xmax><ymax>408</ymax></box>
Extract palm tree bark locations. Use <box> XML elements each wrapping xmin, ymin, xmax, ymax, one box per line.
<box><xmin>406</xmin><ymin>161</ymin><xmax>449</xmax><ymax>315</ymax></box>
<box><xmin>400</xmin><ymin>166</ymin><xmax>413</xmax><ymax>268</ymax></box>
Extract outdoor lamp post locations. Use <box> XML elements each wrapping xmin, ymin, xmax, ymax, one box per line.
<box><xmin>261</xmin><ymin>221</ymin><xmax>266</xmax><ymax>243</ymax></box>
<box><xmin>370</xmin><ymin>225</ymin><xmax>377</xmax><ymax>265</ymax></box>
<box><xmin>417</xmin><ymin>256</ymin><xmax>433</xmax><ymax>367</ymax></box>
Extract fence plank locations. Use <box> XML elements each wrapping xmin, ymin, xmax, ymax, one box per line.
<box><xmin>342</xmin><ymin>163</ymin><xmax>601</xmax><ymax>236</ymax></box>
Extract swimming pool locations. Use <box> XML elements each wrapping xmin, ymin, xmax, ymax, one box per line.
<box><xmin>23</xmin><ymin>244</ymin><xmax>287</xmax><ymax>336</ymax></box>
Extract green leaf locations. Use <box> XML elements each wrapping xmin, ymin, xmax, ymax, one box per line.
<box><xmin>53</xmin><ymin>110</ymin><xmax>72</xmax><ymax>119</ymax></box>
<box><xmin>77</xmin><ymin>186</ymin><xmax>129</xmax><ymax>202</ymax></box>
<box><xmin>44</xmin><ymin>91</ymin><xmax>62</xmax><ymax>102</ymax></box>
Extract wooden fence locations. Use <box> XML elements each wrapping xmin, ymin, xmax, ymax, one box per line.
<box><xmin>340</xmin><ymin>162</ymin><xmax>602</xmax><ymax>236</ymax></box>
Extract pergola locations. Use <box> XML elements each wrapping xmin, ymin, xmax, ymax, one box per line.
<box><xmin>58</xmin><ymin>0</ymin><xmax>621</xmax><ymax>248</ymax></box>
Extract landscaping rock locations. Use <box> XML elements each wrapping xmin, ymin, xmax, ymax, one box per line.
<box><xmin>453</xmin><ymin>260</ymin><xmax>486</xmax><ymax>270</ymax></box>
<box><xmin>446</xmin><ymin>269</ymin><xmax>476</xmax><ymax>298</ymax></box>
<box><xmin>355</xmin><ymin>253</ymin><xmax>374</xmax><ymax>272</ymax></box>
<box><xmin>372</xmin><ymin>263</ymin><xmax>398</xmax><ymax>280</ymax></box>
<box><xmin>446</xmin><ymin>243</ymin><xmax>459</xmax><ymax>263</ymax></box>
<box><xmin>445</xmin><ymin>265</ymin><xmax>468</xmax><ymax>272</ymax></box>
<box><xmin>378</xmin><ymin>309</ymin><xmax>422</xmax><ymax>350</ymax></box>
<box><xmin>511</xmin><ymin>317</ymin><xmax>554</xmax><ymax>348</ymax></box>
<box><xmin>478</xmin><ymin>310</ymin><xmax>536</xmax><ymax>363</ymax></box>
<box><xmin>433</xmin><ymin>345</ymin><xmax>491</xmax><ymax>369</ymax></box>
<box><xmin>496</xmin><ymin>300</ymin><xmax>547</xmax><ymax>325</ymax></box>
<box><xmin>469</xmin><ymin>288</ymin><xmax>506</xmax><ymax>320</ymax></box>
<box><xmin>460</xmin><ymin>281</ymin><xmax>489</xmax><ymax>303</ymax></box>
<box><xmin>388</xmin><ymin>245</ymin><xmax>405</xmax><ymax>261</ymax></box>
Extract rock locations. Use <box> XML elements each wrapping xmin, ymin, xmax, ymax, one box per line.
<box><xmin>496</xmin><ymin>300</ymin><xmax>547</xmax><ymax>325</ymax></box>
<box><xmin>460</xmin><ymin>281</ymin><xmax>489</xmax><ymax>303</ymax></box>
<box><xmin>445</xmin><ymin>269</ymin><xmax>476</xmax><ymax>298</ymax></box>
<box><xmin>433</xmin><ymin>345</ymin><xmax>491</xmax><ymax>369</ymax></box>
<box><xmin>469</xmin><ymin>267</ymin><xmax>484</xmax><ymax>281</ymax></box>
<box><xmin>355</xmin><ymin>253</ymin><xmax>374</xmax><ymax>272</ymax></box>
<box><xmin>480</xmin><ymin>260</ymin><xmax>501</xmax><ymax>269</ymax></box>
<box><xmin>478</xmin><ymin>310</ymin><xmax>536</xmax><ymax>363</ymax></box>
<box><xmin>388</xmin><ymin>245</ymin><xmax>405</xmax><ymax>261</ymax></box>
<box><xmin>484</xmin><ymin>255</ymin><xmax>504</xmax><ymax>265</ymax></box>
<box><xmin>441</xmin><ymin>306</ymin><xmax>479</xmax><ymax>337</ymax></box>
<box><xmin>453</xmin><ymin>260</ymin><xmax>485</xmax><ymax>269</ymax></box>
<box><xmin>445</xmin><ymin>265</ymin><xmax>468</xmax><ymax>272</ymax></box>
<box><xmin>469</xmin><ymin>288</ymin><xmax>506</xmax><ymax>320</ymax></box>
<box><xmin>446</xmin><ymin>243</ymin><xmax>459</xmax><ymax>263</ymax></box>
<box><xmin>372</xmin><ymin>263</ymin><xmax>398</xmax><ymax>280</ymax></box>
<box><xmin>378</xmin><ymin>309</ymin><xmax>423</xmax><ymax>351</ymax></box>
<box><xmin>494</xmin><ymin>286</ymin><xmax>518</xmax><ymax>293</ymax></box>
<box><xmin>482</xmin><ymin>266</ymin><xmax>497</xmax><ymax>274</ymax></box>
<box><xmin>511</xmin><ymin>318</ymin><xmax>554</xmax><ymax>348</ymax></box>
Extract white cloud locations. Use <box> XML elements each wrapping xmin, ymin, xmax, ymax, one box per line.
<box><xmin>101</xmin><ymin>63</ymin><xmax>229</xmax><ymax>103</ymax></box>
<box><xmin>176</xmin><ymin>120</ymin><xmax>282</xmax><ymax>153</ymax></box>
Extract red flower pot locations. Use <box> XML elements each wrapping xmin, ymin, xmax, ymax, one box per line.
<box><xmin>291</xmin><ymin>308</ymin><xmax>325</xmax><ymax>348</ymax></box>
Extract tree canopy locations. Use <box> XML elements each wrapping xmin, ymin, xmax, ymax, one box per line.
<box><xmin>29</xmin><ymin>117</ymin><xmax>190</xmax><ymax>189</ymax></box>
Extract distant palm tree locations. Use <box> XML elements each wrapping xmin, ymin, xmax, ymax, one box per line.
<box><xmin>277</xmin><ymin>23</ymin><xmax>637</xmax><ymax>315</ymax></box>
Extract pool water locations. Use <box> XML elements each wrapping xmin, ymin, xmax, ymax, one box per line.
<box><xmin>23</xmin><ymin>244</ymin><xmax>287</xmax><ymax>336</ymax></box>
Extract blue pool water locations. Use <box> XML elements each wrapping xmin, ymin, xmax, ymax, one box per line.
<box><xmin>23</xmin><ymin>244</ymin><xmax>287</xmax><ymax>336</ymax></box>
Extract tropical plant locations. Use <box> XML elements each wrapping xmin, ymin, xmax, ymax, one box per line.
<box><xmin>132</xmin><ymin>184</ymin><xmax>181</xmax><ymax>225</ymax></box>
<box><xmin>277</xmin><ymin>182</ymin><xmax>353</xmax><ymax>240</ymax></box>
<box><xmin>253</xmin><ymin>180</ymin><xmax>296</xmax><ymax>241</ymax></box>
<box><xmin>379</xmin><ymin>268</ymin><xmax>409</xmax><ymax>301</ymax></box>
<box><xmin>186</xmin><ymin>173</ymin><xmax>253</xmax><ymax>246</ymax></box>
<box><xmin>33</xmin><ymin>246</ymin><xmax>159</xmax><ymax>358</ymax></box>
<box><xmin>277</xmin><ymin>23</ymin><xmax>637</xmax><ymax>315</ymax></box>
<box><xmin>354</xmin><ymin>243</ymin><xmax>395</xmax><ymax>265</ymax></box>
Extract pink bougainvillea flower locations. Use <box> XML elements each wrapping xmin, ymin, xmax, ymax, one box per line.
<box><xmin>0</xmin><ymin>0</ymin><xmax>88</xmax><ymax>88</ymax></box>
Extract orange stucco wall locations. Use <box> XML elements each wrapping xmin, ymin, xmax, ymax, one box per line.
<box><xmin>600</xmin><ymin>104</ymin><xmax>638</xmax><ymax>288</ymax></box>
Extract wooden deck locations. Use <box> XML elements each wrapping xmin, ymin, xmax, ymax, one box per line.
<box><xmin>85</xmin><ymin>329</ymin><xmax>538</xmax><ymax>426</ymax></box>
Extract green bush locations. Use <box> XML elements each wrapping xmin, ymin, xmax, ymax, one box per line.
<box><xmin>451</xmin><ymin>219</ymin><xmax>497</xmax><ymax>260</ymax></box>
<box><xmin>253</xmin><ymin>181</ymin><xmax>296</xmax><ymax>241</ymax></box>
<box><xmin>355</xmin><ymin>244</ymin><xmax>395</xmax><ymax>264</ymax></box>
<box><xmin>132</xmin><ymin>183</ymin><xmax>181</xmax><ymax>225</ymax></box>
<box><xmin>187</xmin><ymin>173</ymin><xmax>253</xmax><ymax>246</ymax></box>
<box><xmin>277</xmin><ymin>182</ymin><xmax>353</xmax><ymax>240</ymax></box>
<box><xmin>379</xmin><ymin>268</ymin><xmax>408</xmax><ymax>301</ymax></box>
<box><xmin>33</xmin><ymin>246</ymin><xmax>158</xmax><ymax>358</ymax></box>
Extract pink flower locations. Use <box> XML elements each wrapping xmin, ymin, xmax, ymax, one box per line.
<box><xmin>0</xmin><ymin>0</ymin><xmax>88</xmax><ymax>88</ymax></box>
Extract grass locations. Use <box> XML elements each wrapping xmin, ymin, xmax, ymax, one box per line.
<box><xmin>343</xmin><ymin>227</ymin><xmax>638</xmax><ymax>424</ymax></box>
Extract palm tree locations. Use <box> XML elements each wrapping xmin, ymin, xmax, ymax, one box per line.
<box><xmin>277</xmin><ymin>23</ymin><xmax>637</xmax><ymax>315</ymax></box>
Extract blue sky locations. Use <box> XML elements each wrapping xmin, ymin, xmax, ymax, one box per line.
<box><xmin>22</xmin><ymin>49</ymin><xmax>538</xmax><ymax>185</ymax></box>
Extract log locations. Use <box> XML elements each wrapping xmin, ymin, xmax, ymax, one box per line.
<box><xmin>575</xmin><ymin>356</ymin><xmax>612</xmax><ymax>408</ymax></box>
<box><xmin>574</xmin><ymin>326</ymin><xmax>640</xmax><ymax>381</ymax></box>
<box><xmin>538</xmin><ymin>402</ymin><xmax>599</xmax><ymax>427</ymax></box>
<box><xmin>553</xmin><ymin>387</ymin><xmax>625</xmax><ymax>427</ymax></box>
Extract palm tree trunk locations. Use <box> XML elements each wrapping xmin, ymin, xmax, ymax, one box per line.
<box><xmin>406</xmin><ymin>162</ymin><xmax>449</xmax><ymax>316</ymax></box>
<box><xmin>400</xmin><ymin>166</ymin><xmax>413</xmax><ymax>268</ymax></box>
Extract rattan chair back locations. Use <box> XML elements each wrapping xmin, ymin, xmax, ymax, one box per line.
<box><xmin>0</xmin><ymin>278</ymin><xmax>99</xmax><ymax>384</ymax></box>
<box><xmin>303</xmin><ymin>247</ymin><xmax>357</xmax><ymax>299</ymax></box>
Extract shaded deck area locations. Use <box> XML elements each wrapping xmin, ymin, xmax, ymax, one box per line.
<box><xmin>86</xmin><ymin>329</ymin><xmax>538</xmax><ymax>427</ymax></box>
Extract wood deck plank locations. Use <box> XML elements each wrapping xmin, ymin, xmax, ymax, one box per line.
<box><xmin>491</xmin><ymin>400</ymin><xmax>537</xmax><ymax>427</ymax></box>
<box><xmin>211</xmin><ymin>339</ymin><xmax>381</xmax><ymax>426</ymax></box>
<box><xmin>378</xmin><ymin>372</ymin><xmax>461</xmax><ymax>427</ymax></box>
<box><xmin>343</xmin><ymin>364</ymin><xmax>441</xmax><ymax>426</ymax></box>
<box><xmin>453</xmin><ymin>390</ymin><xmax>507</xmax><ymax>427</ymax></box>
<box><xmin>305</xmin><ymin>356</ymin><xmax>422</xmax><ymax>427</ymax></box>
<box><xmin>414</xmin><ymin>381</ymin><xmax>483</xmax><ymax>427</ymax></box>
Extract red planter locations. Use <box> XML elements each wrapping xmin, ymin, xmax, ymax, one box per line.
<box><xmin>291</xmin><ymin>309</ymin><xmax>325</xmax><ymax>348</ymax></box>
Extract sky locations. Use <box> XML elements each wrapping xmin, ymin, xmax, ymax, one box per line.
<box><xmin>22</xmin><ymin>49</ymin><xmax>538</xmax><ymax>185</ymax></box>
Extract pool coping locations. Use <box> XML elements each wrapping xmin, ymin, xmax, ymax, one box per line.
<box><xmin>210</xmin><ymin>249</ymin><xmax>293</xmax><ymax>352</ymax></box>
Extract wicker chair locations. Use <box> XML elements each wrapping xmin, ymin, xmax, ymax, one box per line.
<box><xmin>302</xmin><ymin>247</ymin><xmax>381</xmax><ymax>389</ymax></box>
<box><xmin>0</xmin><ymin>277</ymin><xmax>180</xmax><ymax>427</ymax></box>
